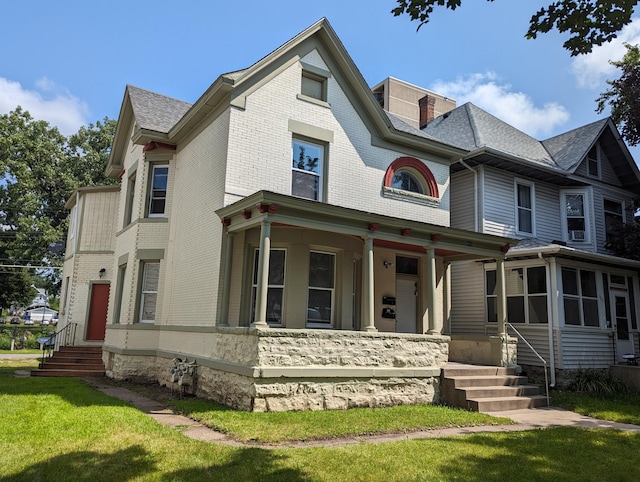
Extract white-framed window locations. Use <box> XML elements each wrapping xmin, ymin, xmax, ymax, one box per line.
<box><xmin>69</xmin><ymin>205</ymin><xmax>77</xmax><ymax>239</ymax></box>
<box><xmin>251</xmin><ymin>248</ymin><xmax>286</xmax><ymax>326</ymax></box>
<box><xmin>139</xmin><ymin>262</ymin><xmax>159</xmax><ymax>323</ymax></box>
<box><xmin>486</xmin><ymin>266</ymin><xmax>548</xmax><ymax>324</ymax></box>
<box><xmin>604</xmin><ymin>199</ymin><xmax>624</xmax><ymax>245</ymax></box>
<box><xmin>292</xmin><ymin>139</ymin><xmax>324</xmax><ymax>201</ymax></box>
<box><xmin>561</xmin><ymin>267</ymin><xmax>600</xmax><ymax>327</ymax></box>
<box><xmin>515</xmin><ymin>179</ymin><xmax>535</xmax><ymax>235</ymax></box>
<box><xmin>113</xmin><ymin>264</ymin><xmax>127</xmax><ymax>324</ymax></box>
<box><xmin>392</xmin><ymin>170</ymin><xmax>424</xmax><ymax>194</ymax></box>
<box><xmin>148</xmin><ymin>165</ymin><xmax>168</xmax><ymax>217</ymax></box>
<box><xmin>307</xmin><ymin>251</ymin><xmax>335</xmax><ymax>328</ymax></box>
<box><xmin>562</xmin><ymin>189</ymin><xmax>590</xmax><ymax>243</ymax></box>
<box><xmin>586</xmin><ymin>144</ymin><xmax>600</xmax><ymax>178</ymax></box>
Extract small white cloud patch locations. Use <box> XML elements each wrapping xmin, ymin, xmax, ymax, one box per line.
<box><xmin>431</xmin><ymin>73</ymin><xmax>569</xmax><ymax>137</ymax></box>
<box><xmin>0</xmin><ymin>77</ymin><xmax>89</xmax><ymax>135</ymax></box>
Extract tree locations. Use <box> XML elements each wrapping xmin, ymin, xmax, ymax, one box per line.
<box><xmin>605</xmin><ymin>199</ymin><xmax>640</xmax><ymax>260</ymax></box>
<box><xmin>392</xmin><ymin>0</ymin><xmax>638</xmax><ymax>56</ymax></box>
<box><xmin>597</xmin><ymin>43</ymin><xmax>640</xmax><ymax>146</ymax></box>
<box><xmin>0</xmin><ymin>108</ymin><xmax>116</xmax><ymax>290</ymax></box>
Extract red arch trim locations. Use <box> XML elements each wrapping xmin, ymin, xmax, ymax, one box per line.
<box><xmin>383</xmin><ymin>156</ymin><xmax>439</xmax><ymax>198</ymax></box>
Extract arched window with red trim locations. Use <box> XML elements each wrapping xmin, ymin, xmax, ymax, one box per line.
<box><xmin>383</xmin><ymin>156</ymin><xmax>439</xmax><ymax>198</ymax></box>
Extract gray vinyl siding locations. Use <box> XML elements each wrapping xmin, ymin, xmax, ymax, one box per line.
<box><xmin>449</xmin><ymin>261</ymin><xmax>485</xmax><ymax>334</ymax></box>
<box><xmin>558</xmin><ymin>329</ymin><xmax>614</xmax><ymax>369</ymax></box>
<box><xmin>450</xmin><ymin>171</ymin><xmax>476</xmax><ymax>231</ymax></box>
<box><xmin>481</xmin><ymin>167</ymin><xmax>563</xmax><ymax>241</ymax></box>
<box><xmin>482</xmin><ymin>168</ymin><xmax>516</xmax><ymax>237</ymax></box>
<box><xmin>505</xmin><ymin>326</ymin><xmax>551</xmax><ymax>367</ymax></box>
<box><xmin>574</xmin><ymin>151</ymin><xmax>623</xmax><ymax>188</ymax></box>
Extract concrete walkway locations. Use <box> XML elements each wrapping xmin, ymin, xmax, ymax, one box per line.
<box><xmin>83</xmin><ymin>379</ymin><xmax>640</xmax><ymax>448</ymax></box>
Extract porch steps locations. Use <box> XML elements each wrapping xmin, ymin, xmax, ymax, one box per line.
<box><xmin>441</xmin><ymin>364</ymin><xmax>548</xmax><ymax>412</ymax></box>
<box><xmin>31</xmin><ymin>345</ymin><xmax>105</xmax><ymax>377</ymax></box>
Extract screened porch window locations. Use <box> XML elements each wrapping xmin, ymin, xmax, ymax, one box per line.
<box><xmin>562</xmin><ymin>267</ymin><xmax>599</xmax><ymax>327</ymax></box>
<box><xmin>486</xmin><ymin>266</ymin><xmax>548</xmax><ymax>324</ymax></box>
<box><xmin>307</xmin><ymin>251</ymin><xmax>335</xmax><ymax>327</ymax></box>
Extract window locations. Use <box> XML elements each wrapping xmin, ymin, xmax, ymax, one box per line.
<box><xmin>392</xmin><ymin>171</ymin><xmax>423</xmax><ymax>194</ymax></box>
<box><xmin>563</xmin><ymin>191</ymin><xmax>589</xmax><ymax>242</ymax></box>
<box><xmin>251</xmin><ymin>249</ymin><xmax>286</xmax><ymax>326</ymax></box>
<box><xmin>69</xmin><ymin>205</ymin><xmax>77</xmax><ymax>239</ymax></box>
<box><xmin>383</xmin><ymin>157</ymin><xmax>440</xmax><ymax>205</ymax></box>
<box><xmin>515</xmin><ymin>181</ymin><xmax>534</xmax><ymax>235</ymax></box>
<box><xmin>587</xmin><ymin>144</ymin><xmax>600</xmax><ymax>178</ymax></box>
<box><xmin>124</xmin><ymin>171</ymin><xmax>136</xmax><ymax>226</ymax></box>
<box><xmin>486</xmin><ymin>266</ymin><xmax>548</xmax><ymax>324</ymax></box>
<box><xmin>562</xmin><ymin>267</ymin><xmax>599</xmax><ymax>327</ymax></box>
<box><xmin>292</xmin><ymin>139</ymin><xmax>324</xmax><ymax>201</ymax></box>
<box><xmin>301</xmin><ymin>71</ymin><xmax>326</xmax><ymax>101</ymax></box>
<box><xmin>604</xmin><ymin>199</ymin><xmax>623</xmax><ymax>245</ymax></box>
<box><xmin>113</xmin><ymin>265</ymin><xmax>127</xmax><ymax>324</ymax></box>
<box><xmin>148</xmin><ymin>165</ymin><xmax>168</xmax><ymax>217</ymax></box>
<box><xmin>307</xmin><ymin>251</ymin><xmax>335</xmax><ymax>327</ymax></box>
<box><xmin>139</xmin><ymin>262</ymin><xmax>159</xmax><ymax>323</ymax></box>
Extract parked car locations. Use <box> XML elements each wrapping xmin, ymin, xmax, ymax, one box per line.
<box><xmin>24</xmin><ymin>318</ymin><xmax>34</xmax><ymax>325</ymax></box>
<box><xmin>10</xmin><ymin>317</ymin><xmax>21</xmax><ymax>325</ymax></box>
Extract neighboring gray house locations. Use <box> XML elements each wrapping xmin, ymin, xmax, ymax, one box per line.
<box><xmin>421</xmin><ymin>103</ymin><xmax>640</xmax><ymax>385</ymax></box>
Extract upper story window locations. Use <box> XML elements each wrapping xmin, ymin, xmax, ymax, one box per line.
<box><xmin>587</xmin><ymin>144</ymin><xmax>600</xmax><ymax>178</ymax></box>
<box><xmin>604</xmin><ymin>199</ymin><xmax>624</xmax><ymax>245</ymax></box>
<box><xmin>301</xmin><ymin>71</ymin><xmax>326</xmax><ymax>101</ymax></box>
<box><xmin>124</xmin><ymin>171</ymin><xmax>136</xmax><ymax>226</ymax></box>
<box><xmin>292</xmin><ymin>139</ymin><xmax>324</xmax><ymax>201</ymax></box>
<box><xmin>562</xmin><ymin>190</ymin><xmax>590</xmax><ymax>243</ymax></box>
<box><xmin>383</xmin><ymin>156</ymin><xmax>440</xmax><ymax>206</ymax></box>
<box><xmin>515</xmin><ymin>180</ymin><xmax>535</xmax><ymax>235</ymax></box>
<box><xmin>148</xmin><ymin>165</ymin><xmax>168</xmax><ymax>217</ymax></box>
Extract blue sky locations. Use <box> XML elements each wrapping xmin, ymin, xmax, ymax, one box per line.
<box><xmin>2</xmin><ymin>1</ymin><xmax>639</xmax><ymax>161</ymax></box>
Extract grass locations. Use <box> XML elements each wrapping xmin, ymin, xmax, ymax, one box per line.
<box><xmin>0</xmin><ymin>349</ymin><xmax>42</xmax><ymax>355</ymax></box>
<box><xmin>169</xmin><ymin>398</ymin><xmax>513</xmax><ymax>443</ymax></box>
<box><xmin>1</xmin><ymin>360</ymin><xmax>640</xmax><ymax>481</ymax></box>
<box><xmin>552</xmin><ymin>390</ymin><xmax>640</xmax><ymax>425</ymax></box>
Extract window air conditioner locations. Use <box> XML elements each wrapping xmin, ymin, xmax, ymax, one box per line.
<box><xmin>569</xmin><ymin>230</ymin><xmax>586</xmax><ymax>241</ymax></box>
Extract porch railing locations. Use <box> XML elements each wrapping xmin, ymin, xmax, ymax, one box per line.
<box><xmin>39</xmin><ymin>323</ymin><xmax>77</xmax><ymax>367</ymax></box>
<box><xmin>505</xmin><ymin>322</ymin><xmax>550</xmax><ymax>406</ymax></box>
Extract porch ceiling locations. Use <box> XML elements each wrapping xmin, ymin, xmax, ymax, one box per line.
<box><xmin>216</xmin><ymin>190</ymin><xmax>517</xmax><ymax>260</ymax></box>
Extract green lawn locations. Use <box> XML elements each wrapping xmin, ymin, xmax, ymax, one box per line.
<box><xmin>1</xmin><ymin>360</ymin><xmax>640</xmax><ymax>481</ymax></box>
<box><xmin>552</xmin><ymin>390</ymin><xmax>640</xmax><ymax>425</ymax></box>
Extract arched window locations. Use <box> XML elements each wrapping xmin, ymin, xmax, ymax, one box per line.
<box><xmin>383</xmin><ymin>156</ymin><xmax>439</xmax><ymax>198</ymax></box>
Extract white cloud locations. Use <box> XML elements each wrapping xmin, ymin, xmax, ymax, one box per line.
<box><xmin>571</xmin><ymin>17</ymin><xmax>640</xmax><ymax>89</ymax></box>
<box><xmin>431</xmin><ymin>73</ymin><xmax>570</xmax><ymax>138</ymax></box>
<box><xmin>0</xmin><ymin>77</ymin><xmax>89</xmax><ymax>135</ymax></box>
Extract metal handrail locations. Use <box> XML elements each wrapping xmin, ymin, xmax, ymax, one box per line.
<box><xmin>505</xmin><ymin>322</ymin><xmax>550</xmax><ymax>406</ymax></box>
<box><xmin>40</xmin><ymin>323</ymin><xmax>77</xmax><ymax>367</ymax></box>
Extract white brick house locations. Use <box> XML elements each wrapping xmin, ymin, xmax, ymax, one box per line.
<box><xmin>59</xmin><ymin>19</ymin><xmax>526</xmax><ymax>411</ymax></box>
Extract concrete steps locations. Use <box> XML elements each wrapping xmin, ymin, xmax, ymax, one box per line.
<box><xmin>441</xmin><ymin>363</ymin><xmax>548</xmax><ymax>412</ymax></box>
<box><xmin>31</xmin><ymin>345</ymin><xmax>105</xmax><ymax>377</ymax></box>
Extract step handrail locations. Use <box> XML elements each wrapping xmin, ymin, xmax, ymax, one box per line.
<box><xmin>505</xmin><ymin>322</ymin><xmax>550</xmax><ymax>406</ymax></box>
<box><xmin>40</xmin><ymin>323</ymin><xmax>78</xmax><ymax>367</ymax></box>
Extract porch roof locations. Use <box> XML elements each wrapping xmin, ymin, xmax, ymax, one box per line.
<box><xmin>216</xmin><ymin>191</ymin><xmax>516</xmax><ymax>261</ymax></box>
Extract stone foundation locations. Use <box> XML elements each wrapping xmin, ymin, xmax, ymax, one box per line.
<box><xmin>104</xmin><ymin>327</ymin><xmax>449</xmax><ymax>411</ymax></box>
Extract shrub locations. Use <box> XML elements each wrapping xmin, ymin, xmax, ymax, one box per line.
<box><xmin>567</xmin><ymin>368</ymin><xmax>630</xmax><ymax>396</ymax></box>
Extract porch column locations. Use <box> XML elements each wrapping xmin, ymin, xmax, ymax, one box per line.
<box><xmin>218</xmin><ymin>232</ymin><xmax>234</xmax><ymax>327</ymax></box>
<box><xmin>496</xmin><ymin>257</ymin><xmax>507</xmax><ymax>336</ymax></box>
<box><xmin>362</xmin><ymin>236</ymin><xmax>377</xmax><ymax>332</ymax></box>
<box><xmin>443</xmin><ymin>261</ymin><xmax>451</xmax><ymax>334</ymax></box>
<box><xmin>426</xmin><ymin>247</ymin><xmax>440</xmax><ymax>334</ymax></box>
<box><xmin>252</xmin><ymin>220</ymin><xmax>271</xmax><ymax>328</ymax></box>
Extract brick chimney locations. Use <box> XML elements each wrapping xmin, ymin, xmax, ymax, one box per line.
<box><xmin>419</xmin><ymin>94</ymin><xmax>436</xmax><ymax>129</ymax></box>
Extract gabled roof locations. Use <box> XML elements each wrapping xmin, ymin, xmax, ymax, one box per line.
<box><xmin>423</xmin><ymin>103</ymin><xmax>558</xmax><ymax>170</ymax></box>
<box><xmin>425</xmin><ymin>102</ymin><xmax>640</xmax><ymax>192</ymax></box>
<box><xmin>127</xmin><ymin>85</ymin><xmax>192</xmax><ymax>134</ymax></box>
<box><xmin>106</xmin><ymin>18</ymin><xmax>467</xmax><ymax>177</ymax></box>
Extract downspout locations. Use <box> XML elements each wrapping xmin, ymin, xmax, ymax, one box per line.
<box><xmin>457</xmin><ymin>160</ymin><xmax>479</xmax><ymax>232</ymax></box>
<box><xmin>539</xmin><ymin>252</ymin><xmax>557</xmax><ymax>387</ymax></box>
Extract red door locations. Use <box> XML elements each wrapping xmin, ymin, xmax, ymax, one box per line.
<box><xmin>87</xmin><ymin>283</ymin><xmax>110</xmax><ymax>340</ymax></box>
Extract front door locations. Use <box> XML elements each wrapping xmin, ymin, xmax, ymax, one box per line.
<box><xmin>396</xmin><ymin>278</ymin><xmax>417</xmax><ymax>333</ymax></box>
<box><xmin>613</xmin><ymin>290</ymin><xmax>633</xmax><ymax>361</ymax></box>
<box><xmin>87</xmin><ymin>283</ymin><xmax>110</xmax><ymax>341</ymax></box>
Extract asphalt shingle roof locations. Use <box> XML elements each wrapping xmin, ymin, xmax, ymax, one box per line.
<box><xmin>127</xmin><ymin>85</ymin><xmax>193</xmax><ymax>134</ymax></box>
<box><xmin>542</xmin><ymin>119</ymin><xmax>607</xmax><ymax>172</ymax></box>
